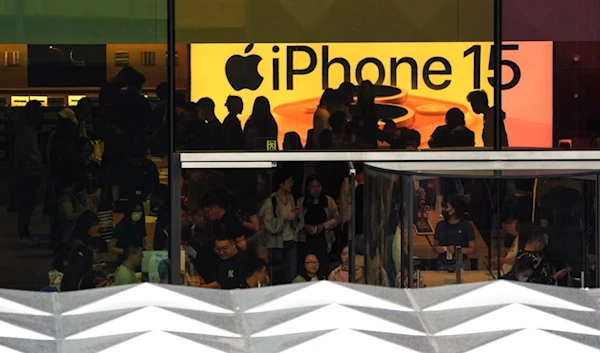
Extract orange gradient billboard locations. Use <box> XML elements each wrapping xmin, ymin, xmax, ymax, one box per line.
<box><xmin>191</xmin><ymin>42</ymin><xmax>553</xmax><ymax>148</ymax></box>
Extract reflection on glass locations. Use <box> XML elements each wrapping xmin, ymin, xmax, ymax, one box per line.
<box><xmin>502</xmin><ymin>0</ymin><xmax>600</xmax><ymax>149</ymax></box>
<box><xmin>364</xmin><ymin>165</ymin><xmax>597</xmax><ymax>288</ymax></box>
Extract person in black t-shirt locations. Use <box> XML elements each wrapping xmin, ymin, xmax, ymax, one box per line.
<box><xmin>111</xmin><ymin>142</ymin><xmax>159</xmax><ymax>202</ymax></box>
<box><xmin>501</xmin><ymin>179</ymin><xmax>534</xmax><ymax>248</ymax></box>
<box><xmin>214</xmin><ymin>235</ymin><xmax>250</xmax><ymax>289</ymax></box>
<box><xmin>433</xmin><ymin>195</ymin><xmax>476</xmax><ymax>271</ymax></box>
<box><xmin>240</xmin><ymin>257</ymin><xmax>268</xmax><ymax>289</ymax></box>
<box><xmin>201</xmin><ymin>188</ymin><xmax>245</xmax><ymax>241</ymax></box>
<box><xmin>428</xmin><ymin>108</ymin><xmax>475</xmax><ymax>148</ymax></box>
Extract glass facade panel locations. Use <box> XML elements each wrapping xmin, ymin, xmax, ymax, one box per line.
<box><xmin>364</xmin><ymin>165</ymin><xmax>598</xmax><ymax>288</ymax></box>
<box><xmin>0</xmin><ymin>0</ymin><xmax>169</xmax><ymax>291</ymax></box>
<box><xmin>175</xmin><ymin>0</ymin><xmax>496</xmax><ymax>152</ymax></box>
<box><xmin>502</xmin><ymin>0</ymin><xmax>600</xmax><ymax>149</ymax></box>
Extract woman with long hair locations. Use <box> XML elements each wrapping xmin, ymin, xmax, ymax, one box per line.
<box><xmin>293</xmin><ymin>252</ymin><xmax>326</xmax><ymax>283</ymax></box>
<box><xmin>297</xmin><ymin>175</ymin><xmax>341</xmax><ymax>277</ymax></box>
<box><xmin>243</xmin><ymin>96</ymin><xmax>279</xmax><ymax>150</ymax></box>
<box><xmin>108</xmin><ymin>199</ymin><xmax>147</xmax><ymax>264</ymax></box>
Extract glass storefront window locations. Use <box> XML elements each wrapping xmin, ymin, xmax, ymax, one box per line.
<box><xmin>176</xmin><ymin>0</ymin><xmax>496</xmax><ymax>152</ymax></box>
<box><xmin>178</xmin><ymin>161</ymin><xmax>359</xmax><ymax>288</ymax></box>
<box><xmin>502</xmin><ymin>0</ymin><xmax>600</xmax><ymax>149</ymax></box>
<box><xmin>0</xmin><ymin>0</ymin><xmax>169</xmax><ymax>291</ymax></box>
<box><xmin>364</xmin><ymin>164</ymin><xmax>598</xmax><ymax>289</ymax></box>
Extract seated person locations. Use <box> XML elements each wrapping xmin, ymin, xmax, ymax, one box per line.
<box><xmin>501</xmin><ymin>255</ymin><xmax>534</xmax><ymax>282</ymax></box>
<box><xmin>294</xmin><ymin>253</ymin><xmax>326</xmax><ymax>283</ymax></box>
<box><xmin>433</xmin><ymin>195</ymin><xmax>476</xmax><ymax>271</ymax></box>
<box><xmin>514</xmin><ymin>226</ymin><xmax>567</xmax><ymax>285</ymax></box>
<box><xmin>214</xmin><ymin>234</ymin><xmax>250</xmax><ymax>289</ymax></box>
<box><xmin>492</xmin><ymin>215</ymin><xmax>526</xmax><ymax>274</ymax></box>
<box><xmin>114</xmin><ymin>245</ymin><xmax>143</xmax><ymax>285</ymax></box>
<box><xmin>111</xmin><ymin>141</ymin><xmax>159</xmax><ymax>202</ymax></box>
<box><xmin>328</xmin><ymin>246</ymin><xmax>365</xmax><ymax>283</ymax></box>
<box><xmin>401</xmin><ymin>129</ymin><xmax>421</xmax><ymax>150</ymax></box>
<box><xmin>60</xmin><ymin>245</ymin><xmax>95</xmax><ymax>291</ymax></box>
<box><xmin>429</xmin><ymin>108</ymin><xmax>475</xmax><ymax>148</ymax></box>
<box><xmin>109</xmin><ymin>199</ymin><xmax>147</xmax><ymax>264</ymax></box>
<box><xmin>241</xmin><ymin>257</ymin><xmax>268</xmax><ymax>288</ymax></box>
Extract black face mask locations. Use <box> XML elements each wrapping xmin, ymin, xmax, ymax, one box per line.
<box><xmin>442</xmin><ymin>210</ymin><xmax>452</xmax><ymax>221</ymax></box>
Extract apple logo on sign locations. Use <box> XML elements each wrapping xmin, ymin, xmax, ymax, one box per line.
<box><xmin>225</xmin><ymin>43</ymin><xmax>264</xmax><ymax>91</ymax></box>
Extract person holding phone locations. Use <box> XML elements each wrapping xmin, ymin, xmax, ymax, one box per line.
<box><xmin>433</xmin><ymin>195</ymin><xmax>477</xmax><ymax>271</ymax></box>
<box><xmin>513</xmin><ymin>225</ymin><xmax>568</xmax><ymax>285</ymax></box>
<box><xmin>257</xmin><ymin>168</ymin><xmax>302</xmax><ymax>284</ymax></box>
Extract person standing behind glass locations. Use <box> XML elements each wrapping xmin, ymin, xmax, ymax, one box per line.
<box><xmin>297</xmin><ymin>175</ymin><xmax>341</xmax><ymax>277</ymax></box>
<box><xmin>433</xmin><ymin>195</ymin><xmax>476</xmax><ymax>271</ymax></box>
<box><xmin>257</xmin><ymin>168</ymin><xmax>302</xmax><ymax>284</ymax></box>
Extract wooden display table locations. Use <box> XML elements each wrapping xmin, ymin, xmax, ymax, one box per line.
<box><xmin>420</xmin><ymin>270</ymin><xmax>495</xmax><ymax>287</ymax></box>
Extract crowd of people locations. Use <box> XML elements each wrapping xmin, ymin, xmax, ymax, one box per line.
<box><xmin>11</xmin><ymin>62</ymin><xmax>593</xmax><ymax>292</ymax></box>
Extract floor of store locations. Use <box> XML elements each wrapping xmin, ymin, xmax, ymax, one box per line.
<box><xmin>0</xmin><ymin>161</ymin><xmax>52</xmax><ymax>291</ymax></box>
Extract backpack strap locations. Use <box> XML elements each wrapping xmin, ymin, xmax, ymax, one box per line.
<box><xmin>271</xmin><ymin>196</ymin><xmax>277</xmax><ymax>218</ymax></box>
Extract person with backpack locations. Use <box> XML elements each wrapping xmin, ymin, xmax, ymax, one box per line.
<box><xmin>257</xmin><ymin>168</ymin><xmax>302</xmax><ymax>284</ymax></box>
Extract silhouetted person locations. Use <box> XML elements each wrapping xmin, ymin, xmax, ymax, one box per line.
<box><xmin>197</xmin><ymin>97</ymin><xmax>223</xmax><ymax>149</ymax></box>
<box><xmin>223</xmin><ymin>95</ymin><xmax>244</xmax><ymax>150</ymax></box>
<box><xmin>15</xmin><ymin>101</ymin><xmax>44</xmax><ymax>246</ymax></box>
<box><xmin>401</xmin><ymin>129</ymin><xmax>421</xmax><ymax>150</ymax></box>
<box><xmin>318</xmin><ymin>129</ymin><xmax>333</xmax><ymax>149</ymax></box>
<box><xmin>313</xmin><ymin>88</ymin><xmax>336</xmax><ymax>146</ymax></box>
<box><xmin>44</xmin><ymin>108</ymin><xmax>79</xmax><ymax>218</ymax></box>
<box><xmin>429</xmin><ymin>108</ymin><xmax>475</xmax><ymax>148</ymax></box>
<box><xmin>329</xmin><ymin>111</ymin><xmax>347</xmax><ymax>148</ymax></box>
<box><xmin>341</xmin><ymin>120</ymin><xmax>373</xmax><ymax>149</ymax></box>
<box><xmin>353</xmin><ymin>80</ymin><xmax>379</xmax><ymax>146</ymax></box>
<box><xmin>467</xmin><ymin>90</ymin><xmax>508</xmax><ymax>147</ymax></box>
<box><xmin>244</xmin><ymin>96</ymin><xmax>278</xmax><ymax>150</ymax></box>
<box><xmin>77</xmin><ymin>98</ymin><xmax>93</xmax><ymax>138</ymax></box>
<box><xmin>338</xmin><ymin>82</ymin><xmax>355</xmax><ymax>120</ymax></box>
<box><xmin>113</xmin><ymin>67</ymin><xmax>152</xmax><ymax>144</ymax></box>
<box><xmin>282</xmin><ymin>132</ymin><xmax>304</xmax><ymax>198</ymax></box>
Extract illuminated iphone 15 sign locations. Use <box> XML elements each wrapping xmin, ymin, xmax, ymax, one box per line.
<box><xmin>223</xmin><ymin>43</ymin><xmax>521</xmax><ymax>91</ymax></box>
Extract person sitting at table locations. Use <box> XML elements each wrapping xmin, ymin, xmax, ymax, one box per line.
<box><xmin>65</xmin><ymin>210</ymin><xmax>100</xmax><ymax>255</ymax></box>
<box><xmin>240</xmin><ymin>257</ymin><xmax>269</xmax><ymax>289</ymax></box>
<box><xmin>55</xmin><ymin>173</ymin><xmax>94</xmax><ymax>248</ymax></box>
<box><xmin>433</xmin><ymin>195</ymin><xmax>476</xmax><ymax>271</ymax></box>
<box><xmin>214</xmin><ymin>233</ymin><xmax>251</xmax><ymax>289</ymax></box>
<box><xmin>109</xmin><ymin>199</ymin><xmax>147</xmax><ymax>264</ymax></box>
<box><xmin>293</xmin><ymin>253</ymin><xmax>326</xmax><ymax>283</ymax></box>
<box><xmin>500</xmin><ymin>255</ymin><xmax>535</xmax><ymax>282</ymax></box>
<box><xmin>111</xmin><ymin>141</ymin><xmax>159</xmax><ymax>203</ymax></box>
<box><xmin>513</xmin><ymin>226</ymin><xmax>567</xmax><ymax>285</ymax></box>
<box><xmin>113</xmin><ymin>245</ymin><xmax>143</xmax><ymax>285</ymax></box>
<box><xmin>61</xmin><ymin>244</ymin><xmax>96</xmax><ymax>291</ymax></box>
<box><xmin>328</xmin><ymin>245</ymin><xmax>365</xmax><ymax>283</ymax></box>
